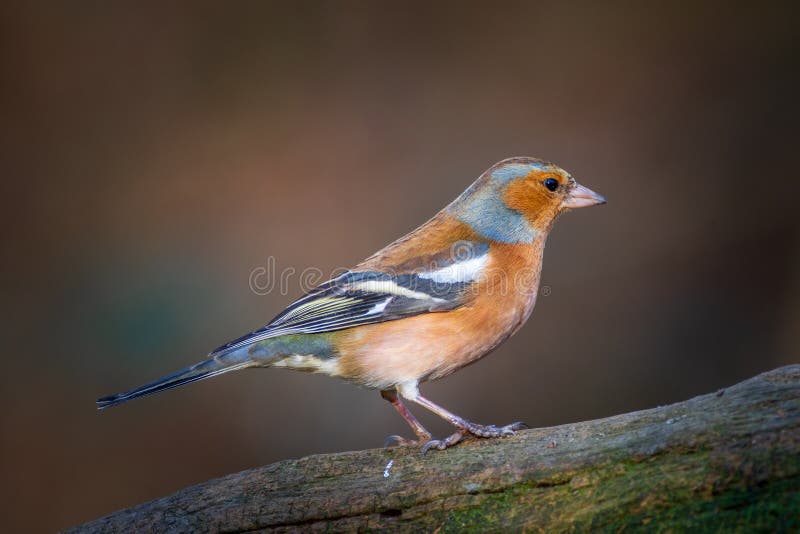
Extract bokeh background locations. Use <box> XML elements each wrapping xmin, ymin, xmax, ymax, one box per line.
<box><xmin>2</xmin><ymin>2</ymin><xmax>798</xmax><ymax>531</ymax></box>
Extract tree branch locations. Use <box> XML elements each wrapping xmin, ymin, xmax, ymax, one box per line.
<box><xmin>71</xmin><ymin>365</ymin><xmax>800</xmax><ymax>532</ymax></box>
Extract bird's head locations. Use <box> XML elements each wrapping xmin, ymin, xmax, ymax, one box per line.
<box><xmin>500</xmin><ymin>157</ymin><xmax>606</xmax><ymax>232</ymax></box>
<box><xmin>449</xmin><ymin>157</ymin><xmax>606</xmax><ymax>243</ymax></box>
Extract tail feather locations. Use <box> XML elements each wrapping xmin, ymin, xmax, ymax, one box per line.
<box><xmin>96</xmin><ymin>352</ymin><xmax>254</xmax><ymax>410</ymax></box>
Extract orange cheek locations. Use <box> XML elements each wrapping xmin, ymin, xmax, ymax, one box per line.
<box><xmin>503</xmin><ymin>177</ymin><xmax>558</xmax><ymax>227</ymax></box>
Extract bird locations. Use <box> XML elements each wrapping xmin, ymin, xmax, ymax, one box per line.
<box><xmin>97</xmin><ymin>157</ymin><xmax>606</xmax><ymax>452</ymax></box>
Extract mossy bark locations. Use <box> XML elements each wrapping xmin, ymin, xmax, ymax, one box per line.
<box><xmin>70</xmin><ymin>365</ymin><xmax>800</xmax><ymax>532</ymax></box>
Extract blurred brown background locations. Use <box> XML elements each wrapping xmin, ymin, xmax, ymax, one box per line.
<box><xmin>1</xmin><ymin>1</ymin><xmax>798</xmax><ymax>531</ymax></box>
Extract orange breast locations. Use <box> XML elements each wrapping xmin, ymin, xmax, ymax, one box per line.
<box><xmin>335</xmin><ymin>241</ymin><xmax>545</xmax><ymax>389</ymax></box>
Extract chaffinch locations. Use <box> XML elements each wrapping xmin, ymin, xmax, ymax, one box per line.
<box><xmin>98</xmin><ymin>157</ymin><xmax>606</xmax><ymax>452</ymax></box>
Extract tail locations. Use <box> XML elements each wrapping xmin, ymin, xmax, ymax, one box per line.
<box><xmin>96</xmin><ymin>349</ymin><xmax>254</xmax><ymax>410</ymax></box>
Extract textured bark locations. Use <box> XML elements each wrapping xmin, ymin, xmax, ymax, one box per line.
<box><xmin>71</xmin><ymin>365</ymin><xmax>800</xmax><ymax>532</ymax></box>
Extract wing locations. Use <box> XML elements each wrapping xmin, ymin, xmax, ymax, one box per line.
<box><xmin>211</xmin><ymin>242</ymin><xmax>490</xmax><ymax>355</ymax></box>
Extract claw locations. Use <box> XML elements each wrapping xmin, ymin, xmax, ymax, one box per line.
<box><xmin>421</xmin><ymin>440</ymin><xmax>445</xmax><ymax>455</ymax></box>
<box><xmin>383</xmin><ymin>434</ymin><xmax>417</xmax><ymax>448</ymax></box>
<box><xmin>498</xmin><ymin>421</ymin><xmax>528</xmax><ymax>436</ymax></box>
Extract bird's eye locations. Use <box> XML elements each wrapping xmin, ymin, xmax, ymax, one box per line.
<box><xmin>543</xmin><ymin>178</ymin><xmax>559</xmax><ymax>192</ymax></box>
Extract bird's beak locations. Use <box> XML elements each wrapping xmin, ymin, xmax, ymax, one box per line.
<box><xmin>561</xmin><ymin>182</ymin><xmax>607</xmax><ymax>209</ymax></box>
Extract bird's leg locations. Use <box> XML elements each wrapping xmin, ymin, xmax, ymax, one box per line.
<box><xmin>381</xmin><ymin>389</ymin><xmax>432</xmax><ymax>446</ymax></box>
<box><xmin>404</xmin><ymin>390</ymin><xmax>527</xmax><ymax>452</ymax></box>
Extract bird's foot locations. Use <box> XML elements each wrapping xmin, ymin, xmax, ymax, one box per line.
<box><xmin>463</xmin><ymin>420</ymin><xmax>529</xmax><ymax>438</ymax></box>
<box><xmin>384</xmin><ymin>434</ymin><xmax>419</xmax><ymax>447</ymax></box>
<box><xmin>422</xmin><ymin>430</ymin><xmax>466</xmax><ymax>454</ymax></box>
<box><xmin>421</xmin><ymin>421</ymin><xmax>528</xmax><ymax>454</ymax></box>
<box><xmin>384</xmin><ymin>430</ymin><xmax>433</xmax><ymax>448</ymax></box>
